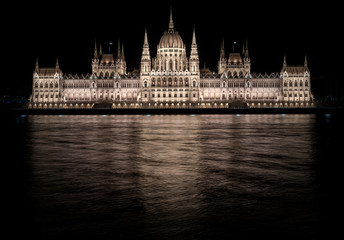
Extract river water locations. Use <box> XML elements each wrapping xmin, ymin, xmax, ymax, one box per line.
<box><xmin>3</xmin><ymin>114</ymin><xmax>343</xmax><ymax>239</ymax></box>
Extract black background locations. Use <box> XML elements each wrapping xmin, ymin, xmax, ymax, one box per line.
<box><xmin>3</xmin><ymin>1</ymin><xmax>342</xmax><ymax>102</ymax></box>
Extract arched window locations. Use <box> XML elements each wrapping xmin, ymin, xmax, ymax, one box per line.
<box><xmin>144</xmin><ymin>81</ymin><xmax>147</xmax><ymax>88</ymax></box>
<box><xmin>300</xmin><ymin>80</ymin><xmax>303</xmax><ymax>87</ymax></box>
<box><xmin>45</xmin><ymin>82</ymin><xmax>48</xmax><ymax>88</ymax></box>
<box><xmin>289</xmin><ymin>81</ymin><xmax>292</xmax><ymax>87</ymax></box>
<box><xmin>115</xmin><ymin>82</ymin><xmax>119</xmax><ymax>88</ymax></box>
<box><xmin>192</xmin><ymin>80</ymin><xmax>197</xmax><ymax>87</ymax></box>
<box><xmin>222</xmin><ymin>81</ymin><xmax>226</xmax><ymax>88</ymax></box>
<box><xmin>284</xmin><ymin>81</ymin><xmax>287</xmax><ymax>87</ymax></box>
<box><xmin>35</xmin><ymin>82</ymin><xmax>38</xmax><ymax>88</ymax></box>
<box><xmin>169</xmin><ymin>60</ymin><xmax>173</xmax><ymax>71</ymax></box>
<box><xmin>305</xmin><ymin>80</ymin><xmax>309</xmax><ymax>87</ymax></box>
<box><xmin>55</xmin><ymin>82</ymin><xmax>58</xmax><ymax>88</ymax></box>
<box><xmin>50</xmin><ymin>82</ymin><xmax>53</xmax><ymax>88</ymax></box>
<box><xmin>294</xmin><ymin>80</ymin><xmax>298</xmax><ymax>87</ymax></box>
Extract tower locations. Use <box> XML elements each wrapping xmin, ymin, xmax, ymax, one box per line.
<box><xmin>218</xmin><ymin>39</ymin><xmax>227</xmax><ymax>74</ymax></box>
<box><xmin>189</xmin><ymin>28</ymin><xmax>199</xmax><ymax>75</ymax></box>
<box><xmin>140</xmin><ymin>28</ymin><xmax>151</xmax><ymax>102</ymax></box>
<box><xmin>140</xmin><ymin>28</ymin><xmax>151</xmax><ymax>75</ymax></box>
<box><xmin>189</xmin><ymin>27</ymin><xmax>200</xmax><ymax>101</ymax></box>
<box><xmin>92</xmin><ymin>40</ymin><xmax>99</xmax><ymax>74</ymax></box>
<box><xmin>243</xmin><ymin>39</ymin><xmax>251</xmax><ymax>74</ymax></box>
<box><xmin>115</xmin><ymin>39</ymin><xmax>126</xmax><ymax>75</ymax></box>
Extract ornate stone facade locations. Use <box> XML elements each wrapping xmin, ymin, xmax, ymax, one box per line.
<box><xmin>29</xmin><ymin>9</ymin><xmax>313</xmax><ymax>109</ymax></box>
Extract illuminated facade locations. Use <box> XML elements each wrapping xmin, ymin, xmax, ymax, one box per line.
<box><xmin>29</xmin><ymin>10</ymin><xmax>313</xmax><ymax>109</ymax></box>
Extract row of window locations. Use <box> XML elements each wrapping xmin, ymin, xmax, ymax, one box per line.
<box><xmin>200</xmin><ymin>82</ymin><xmax>281</xmax><ymax>88</ymax></box>
<box><xmin>150</xmin><ymin>88</ymin><xmax>191</xmax><ymax>91</ymax></box>
<box><xmin>284</xmin><ymin>80</ymin><xmax>309</xmax><ymax>87</ymax></box>
<box><xmin>151</xmin><ymin>93</ymin><xmax>190</xmax><ymax>98</ymax></box>
<box><xmin>62</xmin><ymin>82</ymin><xmax>140</xmax><ymax>89</ymax></box>
<box><xmin>148</xmin><ymin>80</ymin><xmax>192</xmax><ymax>87</ymax></box>
<box><xmin>159</xmin><ymin>49</ymin><xmax>183</xmax><ymax>53</ymax></box>
<box><xmin>284</xmin><ymin>93</ymin><xmax>309</xmax><ymax>97</ymax></box>
<box><xmin>34</xmin><ymin>82</ymin><xmax>58</xmax><ymax>88</ymax></box>
<box><xmin>34</xmin><ymin>94</ymin><xmax>59</xmax><ymax>99</ymax></box>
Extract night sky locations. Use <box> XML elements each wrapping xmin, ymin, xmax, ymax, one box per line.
<box><xmin>4</xmin><ymin>1</ymin><xmax>342</xmax><ymax>101</ymax></box>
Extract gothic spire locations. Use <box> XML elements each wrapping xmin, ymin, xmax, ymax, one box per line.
<box><xmin>244</xmin><ymin>39</ymin><xmax>249</xmax><ymax>59</ymax></box>
<box><xmin>35</xmin><ymin>58</ymin><xmax>39</xmax><ymax>72</ymax></box>
<box><xmin>99</xmin><ymin>43</ymin><xmax>103</xmax><ymax>56</ymax></box>
<box><xmin>143</xmin><ymin>27</ymin><xmax>149</xmax><ymax>47</ymax></box>
<box><xmin>283</xmin><ymin>54</ymin><xmax>287</xmax><ymax>68</ymax></box>
<box><xmin>190</xmin><ymin>27</ymin><xmax>198</xmax><ymax>57</ymax></box>
<box><xmin>304</xmin><ymin>54</ymin><xmax>308</xmax><ymax>67</ymax></box>
<box><xmin>94</xmin><ymin>39</ymin><xmax>98</xmax><ymax>59</ymax></box>
<box><xmin>117</xmin><ymin>38</ymin><xmax>121</xmax><ymax>59</ymax></box>
<box><xmin>192</xmin><ymin>27</ymin><xmax>197</xmax><ymax>46</ymax></box>
<box><xmin>220</xmin><ymin>39</ymin><xmax>225</xmax><ymax>59</ymax></box>
<box><xmin>56</xmin><ymin>57</ymin><xmax>59</xmax><ymax>70</ymax></box>
<box><xmin>121</xmin><ymin>42</ymin><xmax>125</xmax><ymax>62</ymax></box>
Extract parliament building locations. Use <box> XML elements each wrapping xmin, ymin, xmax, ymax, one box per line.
<box><xmin>29</xmin><ymin>10</ymin><xmax>313</xmax><ymax>109</ymax></box>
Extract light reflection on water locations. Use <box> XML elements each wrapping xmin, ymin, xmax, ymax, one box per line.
<box><xmin>18</xmin><ymin>114</ymin><xmax>330</xmax><ymax>239</ymax></box>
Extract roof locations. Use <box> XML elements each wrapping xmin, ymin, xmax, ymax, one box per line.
<box><xmin>100</xmin><ymin>54</ymin><xmax>115</xmax><ymax>64</ymax></box>
<box><xmin>228</xmin><ymin>53</ymin><xmax>242</xmax><ymax>63</ymax></box>
<box><xmin>38</xmin><ymin>68</ymin><xmax>61</xmax><ymax>76</ymax></box>
<box><xmin>282</xmin><ymin>65</ymin><xmax>309</xmax><ymax>74</ymax></box>
<box><xmin>159</xmin><ymin>30</ymin><xmax>184</xmax><ymax>49</ymax></box>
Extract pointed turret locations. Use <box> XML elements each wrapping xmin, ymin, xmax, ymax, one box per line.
<box><xmin>244</xmin><ymin>39</ymin><xmax>249</xmax><ymax>59</ymax></box>
<box><xmin>283</xmin><ymin>54</ymin><xmax>287</xmax><ymax>68</ymax></box>
<box><xmin>94</xmin><ymin>39</ymin><xmax>98</xmax><ymax>59</ymax></box>
<box><xmin>99</xmin><ymin>43</ymin><xmax>103</xmax><ymax>56</ymax></box>
<box><xmin>218</xmin><ymin>39</ymin><xmax>227</xmax><ymax>74</ymax></box>
<box><xmin>190</xmin><ymin>27</ymin><xmax>198</xmax><ymax>55</ymax></box>
<box><xmin>304</xmin><ymin>54</ymin><xmax>308</xmax><ymax>67</ymax></box>
<box><xmin>192</xmin><ymin>27</ymin><xmax>197</xmax><ymax>46</ymax></box>
<box><xmin>117</xmin><ymin>38</ymin><xmax>121</xmax><ymax>60</ymax></box>
<box><xmin>121</xmin><ymin>43</ymin><xmax>125</xmax><ymax>62</ymax></box>
<box><xmin>56</xmin><ymin>58</ymin><xmax>59</xmax><ymax>70</ymax></box>
<box><xmin>189</xmin><ymin>27</ymin><xmax>199</xmax><ymax>75</ymax></box>
<box><xmin>35</xmin><ymin>58</ymin><xmax>39</xmax><ymax>73</ymax></box>
<box><xmin>220</xmin><ymin>39</ymin><xmax>226</xmax><ymax>59</ymax></box>
<box><xmin>143</xmin><ymin>27</ymin><xmax>149</xmax><ymax>48</ymax></box>
<box><xmin>141</xmin><ymin>27</ymin><xmax>151</xmax><ymax>75</ymax></box>
<box><xmin>243</xmin><ymin>39</ymin><xmax>251</xmax><ymax>74</ymax></box>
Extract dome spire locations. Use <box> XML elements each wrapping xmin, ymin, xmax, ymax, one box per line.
<box><xmin>169</xmin><ymin>6</ymin><xmax>174</xmax><ymax>30</ymax></box>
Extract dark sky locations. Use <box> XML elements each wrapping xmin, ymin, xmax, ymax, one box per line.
<box><xmin>4</xmin><ymin>1</ymin><xmax>341</xmax><ymax>96</ymax></box>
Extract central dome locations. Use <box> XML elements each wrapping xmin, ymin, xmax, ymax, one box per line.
<box><xmin>159</xmin><ymin>30</ymin><xmax>184</xmax><ymax>49</ymax></box>
<box><xmin>158</xmin><ymin>8</ymin><xmax>184</xmax><ymax>49</ymax></box>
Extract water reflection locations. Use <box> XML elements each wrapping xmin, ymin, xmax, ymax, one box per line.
<box><xmin>23</xmin><ymin>114</ymin><xmax>321</xmax><ymax>239</ymax></box>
